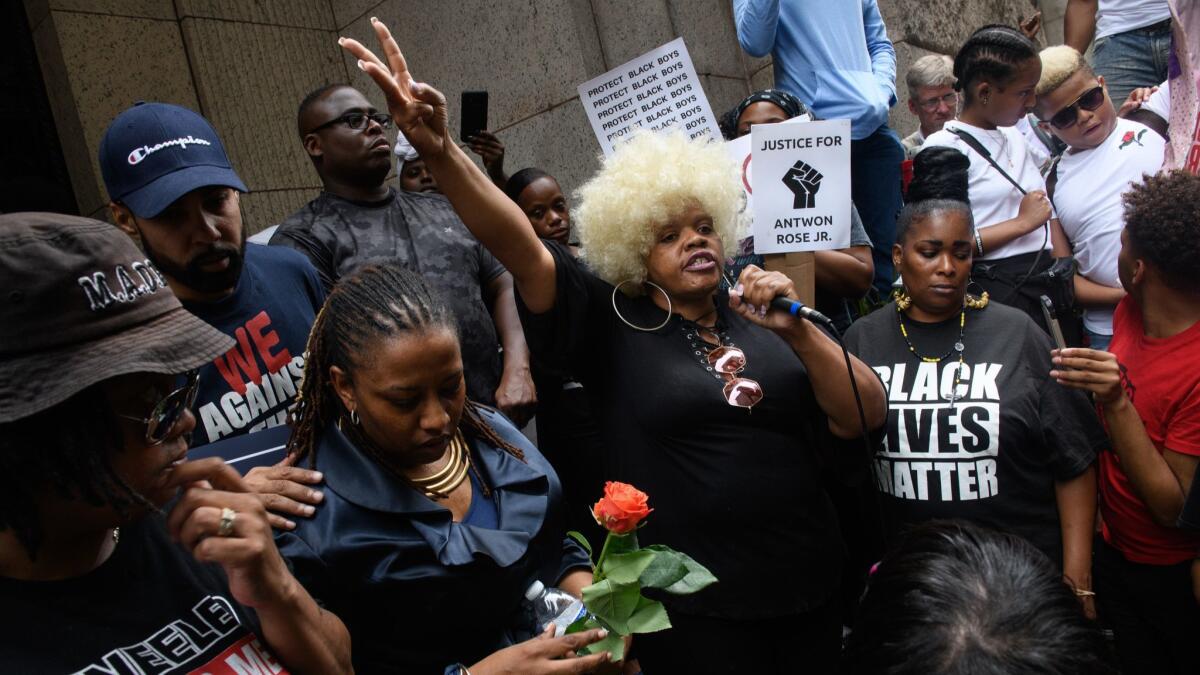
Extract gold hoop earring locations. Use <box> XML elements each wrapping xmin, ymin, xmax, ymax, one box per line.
<box><xmin>611</xmin><ymin>279</ymin><xmax>672</xmax><ymax>332</ymax></box>
<box><xmin>893</xmin><ymin>289</ymin><xmax>912</xmax><ymax>312</ymax></box>
<box><xmin>964</xmin><ymin>291</ymin><xmax>990</xmax><ymax>310</ymax></box>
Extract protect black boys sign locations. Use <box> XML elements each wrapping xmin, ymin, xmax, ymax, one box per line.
<box><xmin>577</xmin><ymin>37</ymin><xmax>721</xmax><ymax>156</ymax></box>
<box><xmin>751</xmin><ymin>119</ymin><xmax>852</xmax><ymax>254</ymax></box>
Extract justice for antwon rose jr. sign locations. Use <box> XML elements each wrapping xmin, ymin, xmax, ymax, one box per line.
<box><xmin>750</xmin><ymin>119</ymin><xmax>852</xmax><ymax>255</ymax></box>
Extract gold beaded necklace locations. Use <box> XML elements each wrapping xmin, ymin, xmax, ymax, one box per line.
<box><xmin>897</xmin><ymin>306</ymin><xmax>967</xmax><ymax>403</ymax></box>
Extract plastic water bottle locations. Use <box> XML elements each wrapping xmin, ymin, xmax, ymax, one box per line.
<box><xmin>525</xmin><ymin>580</ymin><xmax>588</xmax><ymax>637</ymax></box>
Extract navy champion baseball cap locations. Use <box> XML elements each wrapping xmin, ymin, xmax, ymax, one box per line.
<box><xmin>99</xmin><ymin>102</ymin><xmax>248</xmax><ymax>218</ymax></box>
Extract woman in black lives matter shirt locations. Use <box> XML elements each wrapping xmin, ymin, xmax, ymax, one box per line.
<box><xmin>844</xmin><ymin>147</ymin><xmax>1106</xmax><ymax>617</ymax></box>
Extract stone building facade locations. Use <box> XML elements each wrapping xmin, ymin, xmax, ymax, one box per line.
<box><xmin>24</xmin><ymin>0</ymin><xmax>1049</xmax><ymax>234</ymax></box>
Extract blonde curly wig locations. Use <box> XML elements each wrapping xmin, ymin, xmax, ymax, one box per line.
<box><xmin>573</xmin><ymin>130</ymin><xmax>742</xmax><ymax>294</ymax></box>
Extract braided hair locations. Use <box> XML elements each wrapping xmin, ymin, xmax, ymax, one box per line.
<box><xmin>896</xmin><ymin>146</ymin><xmax>974</xmax><ymax>244</ymax></box>
<box><xmin>953</xmin><ymin>24</ymin><xmax>1039</xmax><ymax>104</ymax></box>
<box><xmin>0</xmin><ymin>386</ymin><xmax>160</xmax><ymax>557</ymax></box>
<box><xmin>287</xmin><ymin>259</ymin><xmax>526</xmax><ymax>477</ymax></box>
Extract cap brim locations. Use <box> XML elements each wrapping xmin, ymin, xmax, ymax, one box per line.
<box><xmin>0</xmin><ymin>307</ymin><xmax>235</xmax><ymax>423</ymax></box>
<box><xmin>121</xmin><ymin>165</ymin><xmax>249</xmax><ymax>218</ymax></box>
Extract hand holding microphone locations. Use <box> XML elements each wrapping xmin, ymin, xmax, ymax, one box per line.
<box><xmin>728</xmin><ymin>264</ymin><xmax>833</xmax><ymax>333</ymax></box>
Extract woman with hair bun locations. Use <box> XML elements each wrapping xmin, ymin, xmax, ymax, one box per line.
<box><xmin>921</xmin><ymin>25</ymin><xmax>1076</xmax><ymax>341</ymax></box>
<box><xmin>341</xmin><ymin>18</ymin><xmax>888</xmax><ymax>673</ymax></box>
<box><xmin>843</xmin><ymin>146</ymin><xmax>1106</xmax><ymax>618</ymax></box>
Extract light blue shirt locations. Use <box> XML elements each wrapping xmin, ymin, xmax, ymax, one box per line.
<box><xmin>733</xmin><ymin>0</ymin><xmax>897</xmax><ymax>140</ymax></box>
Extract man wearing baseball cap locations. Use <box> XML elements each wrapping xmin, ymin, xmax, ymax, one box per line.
<box><xmin>0</xmin><ymin>212</ymin><xmax>350</xmax><ymax>672</ymax></box>
<box><xmin>100</xmin><ymin>101</ymin><xmax>327</xmax><ymax>530</ymax></box>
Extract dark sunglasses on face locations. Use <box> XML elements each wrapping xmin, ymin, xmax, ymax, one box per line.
<box><xmin>1044</xmin><ymin>86</ymin><xmax>1105</xmax><ymax>130</ymax></box>
<box><xmin>306</xmin><ymin>111</ymin><xmax>393</xmax><ymax>134</ymax></box>
<box><xmin>117</xmin><ymin>370</ymin><xmax>201</xmax><ymax>445</ymax></box>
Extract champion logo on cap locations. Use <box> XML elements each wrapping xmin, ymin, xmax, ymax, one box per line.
<box><xmin>127</xmin><ymin>135</ymin><xmax>214</xmax><ymax>165</ymax></box>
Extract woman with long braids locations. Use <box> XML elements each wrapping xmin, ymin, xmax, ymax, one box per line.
<box><xmin>274</xmin><ymin>260</ymin><xmax>607</xmax><ymax>674</ymax></box>
<box><xmin>340</xmin><ymin>19</ymin><xmax>887</xmax><ymax>674</ymax></box>
<box><xmin>921</xmin><ymin>25</ymin><xmax>1076</xmax><ymax>341</ymax></box>
<box><xmin>843</xmin><ymin>146</ymin><xmax>1106</xmax><ymax>617</ymax></box>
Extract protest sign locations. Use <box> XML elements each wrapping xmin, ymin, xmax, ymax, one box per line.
<box><xmin>750</xmin><ymin>119</ymin><xmax>852</xmax><ymax>254</ymax></box>
<box><xmin>578</xmin><ymin>37</ymin><xmax>721</xmax><ymax>156</ymax></box>
<box><xmin>725</xmin><ymin>114</ymin><xmax>814</xmax><ymax>232</ymax></box>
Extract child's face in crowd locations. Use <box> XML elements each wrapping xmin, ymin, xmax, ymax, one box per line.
<box><xmin>736</xmin><ymin>102</ymin><xmax>790</xmax><ymax>138</ymax></box>
<box><xmin>645</xmin><ymin>203</ymin><xmax>725</xmax><ymax>301</ymax></box>
<box><xmin>893</xmin><ymin>209</ymin><xmax>974</xmax><ymax>322</ymax></box>
<box><xmin>330</xmin><ymin>327</ymin><xmax>467</xmax><ymax>469</ymax></box>
<box><xmin>977</xmin><ymin>56</ymin><xmax>1041</xmax><ymax>127</ymax></box>
<box><xmin>1037</xmin><ymin>71</ymin><xmax>1116</xmax><ymax>151</ymax></box>
<box><xmin>517</xmin><ymin>177</ymin><xmax>570</xmax><ymax>245</ymax></box>
<box><xmin>400</xmin><ymin>158</ymin><xmax>439</xmax><ymax>194</ymax></box>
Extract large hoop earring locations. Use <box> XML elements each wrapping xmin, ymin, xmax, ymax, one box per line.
<box><xmin>611</xmin><ymin>279</ymin><xmax>673</xmax><ymax>332</ymax></box>
<box><xmin>349</xmin><ymin>408</ymin><xmax>360</xmax><ymax>426</ymax></box>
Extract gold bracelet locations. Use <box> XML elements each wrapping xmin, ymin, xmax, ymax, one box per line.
<box><xmin>1073</xmin><ymin>588</ymin><xmax>1096</xmax><ymax>597</ymax></box>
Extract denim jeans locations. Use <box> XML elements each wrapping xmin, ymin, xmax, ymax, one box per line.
<box><xmin>851</xmin><ymin>124</ymin><xmax>905</xmax><ymax>295</ymax></box>
<box><xmin>1093</xmin><ymin>21</ymin><xmax>1172</xmax><ymax>111</ymax></box>
<box><xmin>1087</xmin><ymin>329</ymin><xmax>1113</xmax><ymax>351</ymax></box>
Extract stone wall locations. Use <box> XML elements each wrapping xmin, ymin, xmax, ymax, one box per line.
<box><xmin>27</xmin><ymin>0</ymin><xmax>1052</xmax><ymax>233</ymax></box>
<box><xmin>883</xmin><ymin>0</ymin><xmax>1043</xmax><ymax>138</ymax></box>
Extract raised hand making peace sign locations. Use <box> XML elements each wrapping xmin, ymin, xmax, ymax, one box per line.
<box><xmin>338</xmin><ymin>18</ymin><xmax>451</xmax><ymax>160</ymax></box>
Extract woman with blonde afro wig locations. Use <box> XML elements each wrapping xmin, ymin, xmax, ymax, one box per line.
<box><xmin>342</xmin><ymin>18</ymin><xmax>887</xmax><ymax>672</ymax></box>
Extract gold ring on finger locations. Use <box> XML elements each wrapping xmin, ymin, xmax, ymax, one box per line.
<box><xmin>217</xmin><ymin>507</ymin><xmax>237</xmax><ymax>537</ymax></box>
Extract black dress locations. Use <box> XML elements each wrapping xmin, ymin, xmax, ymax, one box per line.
<box><xmin>518</xmin><ymin>243</ymin><xmax>848</xmax><ymax>670</ymax></box>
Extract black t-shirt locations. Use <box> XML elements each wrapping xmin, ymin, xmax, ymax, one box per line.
<box><xmin>0</xmin><ymin>517</ymin><xmax>284</xmax><ymax>674</ymax></box>
<box><xmin>518</xmin><ymin>242</ymin><xmax>844</xmax><ymax>619</ymax></box>
<box><xmin>844</xmin><ymin>302</ymin><xmax>1105</xmax><ymax>563</ymax></box>
<box><xmin>270</xmin><ymin>189</ymin><xmax>507</xmax><ymax>404</ymax></box>
<box><xmin>182</xmin><ymin>244</ymin><xmax>325</xmax><ymax>447</ymax></box>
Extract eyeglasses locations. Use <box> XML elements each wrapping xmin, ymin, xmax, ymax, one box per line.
<box><xmin>117</xmin><ymin>370</ymin><xmax>201</xmax><ymax>445</ymax></box>
<box><xmin>918</xmin><ymin>92</ymin><xmax>958</xmax><ymax>112</ymax></box>
<box><xmin>1043</xmin><ymin>86</ymin><xmax>1105</xmax><ymax>129</ymax></box>
<box><xmin>707</xmin><ymin>343</ymin><xmax>764</xmax><ymax>409</ymax></box>
<box><xmin>305</xmin><ymin>112</ymin><xmax>393</xmax><ymax>135</ymax></box>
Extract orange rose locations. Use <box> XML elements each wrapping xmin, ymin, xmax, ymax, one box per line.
<box><xmin>592</xmin><ymin>481</ymin><xmax>653</xmax><ymax>534</ymax></box>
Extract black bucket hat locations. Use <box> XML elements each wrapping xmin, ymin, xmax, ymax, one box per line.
<box><xmin>0</xmin><ymin>212</ymin><xmax>234</xmax><ymax>423</ymax></box>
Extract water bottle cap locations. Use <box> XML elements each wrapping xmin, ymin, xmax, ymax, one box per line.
<box><xmin>524</xmin><ymin>580</ymin><xmax>545</xmax><ymax>601</ymax></box>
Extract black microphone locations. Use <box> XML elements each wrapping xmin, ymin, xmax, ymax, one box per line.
<box><xmin>770</xmin><ymin>296</ymin><xmax>834</xmax><ymax>327</ymax></box>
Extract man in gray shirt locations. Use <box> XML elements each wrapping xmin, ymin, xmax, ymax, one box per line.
<box><xmin>271</xmin><ymin>85</ymin><xmax>535</xmax><ymax>423</ymax></box>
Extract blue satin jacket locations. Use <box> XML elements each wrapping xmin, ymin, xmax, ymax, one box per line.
<box><xmin>276</xmin><ymin>409</ymin><xmax>592</xmax><ymax>674</ymax></box>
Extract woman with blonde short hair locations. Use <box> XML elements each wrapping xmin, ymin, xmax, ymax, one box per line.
<box><xmin>341</xmin><ymin>19</ymin><xmax>888</xmax><ymax>673</ymax></box>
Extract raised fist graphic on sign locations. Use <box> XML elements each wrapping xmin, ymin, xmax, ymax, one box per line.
<box><xmin>782</xmin><ymin>159</ymin><xmax>822</xmax><ymax>209</ymax></box>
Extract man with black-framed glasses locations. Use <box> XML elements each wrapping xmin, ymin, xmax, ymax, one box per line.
<box><xmin>270</xmin><ymin>84</ymin><xmax>537</xmax><ymax>427</ymax></box>
<box><xmin>99</xmin><ymin>102</ymin><xmax>328</xmax><ymax>531</ymax></box>
<box><xmin>1034</xmin><ymin>46</ymin><xmax>1165</xmax><ymax>351</ymax></box>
